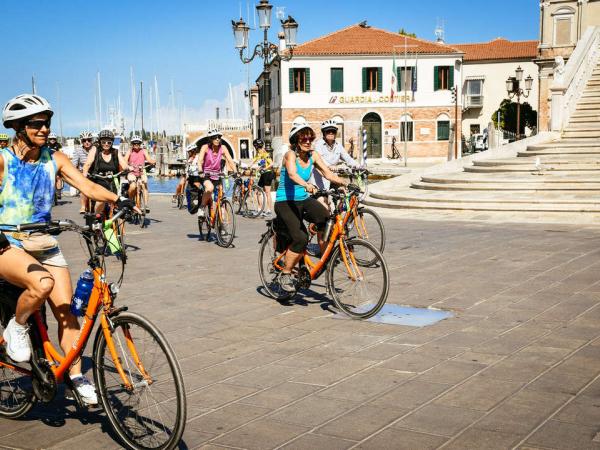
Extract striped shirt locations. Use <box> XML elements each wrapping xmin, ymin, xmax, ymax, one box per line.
<box><xmin>71</xmin><ymin>146</ymin><xmax>90</xmax><ymax>171</ymax></box>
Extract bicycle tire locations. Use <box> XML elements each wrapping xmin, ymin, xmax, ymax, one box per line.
<box><xmin>139</xmin><ymin>191</ymin><xmax>147</xmax><ymax>229</ymax></box>
<box><xmin>327</xmin><ymin>238</ymin><xmax>389</xmax><ymax>319</ymax></box>
<box><xmin>243</xmin><ymin>185</ymin><xmax>265</xmax><ymax>218</ymax></box>
<box><xmin>0</xmin><ymin>339</ymin><xmax>34</xmax><ymax>419</ymax></box>
<box><xmin>216</xmin><ymin>199</ymin><xmax>236</xmax><ymax>248</ymax></box>
<box><xmin>93</xmin><ymin>312</ymin><xmax>186</xmax><ymax>450</ymax></box>
<box><xmin>232</xmin><ymin>184</ymin><xmax>243</xmax><ymax>214</ymax></box>
<box><xmin>347</xmin><ymin>207</ymin><xmax>386</xmax><ymax>255</ymax></box>
<box><xmin>197</xmin><ymin>215</ymin><xmax>210</xmax><ymax>241</ymax></box>
<box><xmin>176</xmin><ymin>194</ymin><xmax>185</xmax><ymax>210</ymax></box>
<box><xmin>258</xmin><ymin>230</ymin><xmax>295</xmax><ymax>302</ymax></box>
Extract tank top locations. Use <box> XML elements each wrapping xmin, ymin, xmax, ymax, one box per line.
<box><xmin>275</xmin><ymin>153</ymin><xmax>313</xmax><ymax>202</ymax></box>
<box><xmin>93</xmin><ymin>148</ymin><xmax>119</xmax><ymax>175</ymax></box>
<box><xmin>202</xmin><ymin>145</ymin><xmax>223</xmax><ymax>180</ymax></box>
<box><xmin>0</xmin><ymin>146</ymin><xmax>56</xmax><ymax>226</ymax></box>
<box><xmin>128</xmin><ymin>149</ymin><xmax>146</xmax><ymax>176</ymax></box>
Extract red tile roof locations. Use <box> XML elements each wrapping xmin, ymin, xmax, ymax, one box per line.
<box><xmin>452</xmin><ymin>38</ymin><xmax>539</xmax><ymax>61</ymax></box>
<box><xmin>292</xmin><ymin>23</ymin><xmax>461</xmax><ymax>56</ymax></box>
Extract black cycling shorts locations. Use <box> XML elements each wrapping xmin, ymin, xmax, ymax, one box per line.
<box><xmin>258</xmin><ymin>170</ymin><xmax>275</xmax><ymax>188</ymax></box>
<box><xmin>274</xmin><ymin>198</ymin><xmax>329</xmax><ymax>253</ymax></box>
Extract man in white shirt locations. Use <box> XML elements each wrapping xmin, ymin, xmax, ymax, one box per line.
<box><xmin>312</xmin><ymin>119</ymin><xmax>358</xmax><ymax>191</ymax></box>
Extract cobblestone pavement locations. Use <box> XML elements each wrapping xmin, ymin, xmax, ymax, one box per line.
<box><xmin>2</xmin><ymin>196</ymin><xmax>600</xmax><ymax>449</ymax></box>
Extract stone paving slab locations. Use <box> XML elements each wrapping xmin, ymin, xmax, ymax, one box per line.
<box><xmin>1</xmin><ymin>196</ymin><xmax>600</xmax><ymax>449</ymax></box>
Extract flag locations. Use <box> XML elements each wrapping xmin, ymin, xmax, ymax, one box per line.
<box><xmin>391</xmin><ymin>53</ymin><xmax>397</xmax><ymax>101</ymax></box>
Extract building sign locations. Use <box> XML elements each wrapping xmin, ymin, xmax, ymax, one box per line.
<box><xmin>329</xmin><ymin>95</ymin><xmax>414</xmax><ymax>104</ymax></box>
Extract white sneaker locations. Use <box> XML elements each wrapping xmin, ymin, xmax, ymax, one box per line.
<box><xmin>3</xmin><ymin>318</ymin><xmax>31</xmax><ymax>363</ymax></box>
<box><xmin>69</xmin><ymin>375</ymin><xmax>98</xmax><ymax>406</ymax></box>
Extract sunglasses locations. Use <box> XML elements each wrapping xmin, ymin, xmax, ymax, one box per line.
<box><xmin>100</xmin><ymin>139</ymin><xmax>113</xmax><ymax>145</ymax></box>
<box><xmin>299</xmin><ymin>137</ymin><xmax>315</xmax><ymax>143</ymax></box>
<box><xmin>26</xmin><ymin>119</ymin><xmax>51</xmax><ymax>130</ymax></box>
<box><xmin>81</xmin><ymin>139</ymin><xmax>92</xmax><ymax>143</ymax></box>
<box><xmin>132</xmin><ymin>142</ymin><xmax>142</xmax><ymax>146</ymax></box>
<box><xmin>211</xmin><ymin>136</ymin><xmax>222</xmax><ymax>140</ymax></box>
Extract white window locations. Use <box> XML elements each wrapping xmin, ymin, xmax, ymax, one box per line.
<box><xmin>399</xmin><ymin>114</ymin><xmax>413</xmax><ymax>142</ymax></box>
<box><xmin>465</xmin><ymin>79</ymin><xmax>483</xmax><ymax>108</ymax></box>
<box><xmin>553</xmin><ymin>8</ymin><xmax>575</xmax><ymax>46</ymax></box>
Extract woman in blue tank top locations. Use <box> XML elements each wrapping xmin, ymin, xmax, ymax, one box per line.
<box><xmin>274</xmin><ymin>124</ymin><xmax>349</xmax><ymax>293</ymax></box>
<box><xmin>0</xmin><ymin>94</ymin><xmax>134</xmax><ymax>404</ymax></box>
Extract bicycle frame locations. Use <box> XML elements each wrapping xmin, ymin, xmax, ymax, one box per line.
<box><xmin>271</xmin><ymin>193</ymin><xmax>360</xmax><ymax>281</ymax></box>
<box><xmin>208</xmin><ymin>182</ymin><xmax>226</xmax><ymax>228</ymax></box>
<box><xmin>0</xmin><ymin>220</ymin><xmax>148</xmax><ymax>391</ymax></box>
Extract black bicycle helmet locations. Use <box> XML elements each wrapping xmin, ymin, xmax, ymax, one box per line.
<box><xmin>253</xmin><ymin>138</ymin><xmax>264</xmax><ymax>148</ymax></box>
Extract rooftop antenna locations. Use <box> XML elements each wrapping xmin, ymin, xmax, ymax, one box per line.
<box><xmin>435</xmin><ymin>18</ymin><xmax>445</xmax><ymax>43</ymax></box>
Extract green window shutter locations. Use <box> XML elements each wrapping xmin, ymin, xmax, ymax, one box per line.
<box><xmin>377</xmin><ymin>67</ymin><xmax>383</xmax><ymax>92</ymax></box>
<box><xmin>331</xmin><ymin>68</ymin><xmax>343</xmax><ymax>92</ymax></box>
<box><xmin>289</xmin><ymin>68</ymin><xmax>294</xmax><ymax>93</ymax></box>
<box><xmin>396</xmin><ymin>67</ymin><xmax>401</xmax><ymax>91</ymax></box>
<box><xmin>362</xmin><ymin>68</ymin><xmax>367</xmax><ymax>92</ymax></box>
<box><xmin>434</xmin><ymin>66</ymin><xmax>440</xmax><ymax>91</ymax></box>
<box><xmin>449</xmin><ymin>66</ymin><xmax>454</xmax><ymax>90</ymax></box>
<box><xmin>437</xmin><ymin>121</ymin><xmax>450</xmax><ymax>141</ymax></box>
<box><xmin>305</xmin><ymin>68</ymin><xmax>310</xmax><ymax>93</ymax></box>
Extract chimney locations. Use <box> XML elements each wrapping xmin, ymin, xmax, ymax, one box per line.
<box><xmin>278</xmin><ymin>31</ymin><xmax>286</xmax><ymax>51</ymax></box>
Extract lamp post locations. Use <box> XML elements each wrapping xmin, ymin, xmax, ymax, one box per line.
<box><xmin>506</xmin><ymin>66</ymin><xmax>533</xmax><ymax>140</ymax></box>
<box><xmin>232</xmin><ymin>0</ymin><xmax>298</xmax><ymax>152</ymax></box>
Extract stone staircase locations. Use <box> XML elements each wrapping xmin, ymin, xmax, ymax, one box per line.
<box><xmin>365</xmin><ymin>65</ymin><xmax>600</xmax><ymax>214</ymax></box>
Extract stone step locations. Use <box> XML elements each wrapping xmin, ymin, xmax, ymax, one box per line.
<box><xmin>562</xmin><ymin>130</ymin><xmax>600</xmax><ymax>138</ymax></box>
<box><xmin>411</xmin><ymin>181</ymin><xmax>600</xmax><ymax>191</ymax></box>
<box><xmin>421</xmin><ymin>174</ymin><xmax>600</xmax><ymax>184</ymax></box>
<box><xmin>473</xmin><ymin>159</ymin><xmax>600</xmax><ymax>167</ymax></box>
<box><xmin>465</xmin><ymin>164</ymin><xmax>600</xmax><ymax>173</ymax></box>
<box><xmin>564</xmin><ymin>124</ymin><xmax>600</xmax><ymax>130</ymax></box>
<box><xmin>571</xmin><ymin>110</ymin><xmax>600</xmax><ymax>118</ymax></box>
<box><xmin>575</xmin><ymin>103</ymin><xmax>600</xmax><ymax>110</ymax></box>
<box><xmin>568</xmin><ymin>116</ymin><xmax>600</xmax><ymax>123</ymax></box>
<box><xmin>527</xmin><ymin>140</ymin><xmax>600</xmax><ymax>150</ymax></box>
<box><xmin>519</xmin><ymin>149</ymin><xmax>600</xmax><ymax>156</ymax></box>
<box><xmin>364</xmin><ymin>197</ymin><xmax>600</xmax><ymax>212</ymax></box>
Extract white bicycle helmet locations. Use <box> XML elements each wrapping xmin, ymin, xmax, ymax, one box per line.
<box><xmin>47</xmin><ymin>132</ymin><xmax>57</xmax><ymax>139</ymax></box>
<box><xmin>130</xmin><ymin>135</ymin><xmax>142</xmax><ymax>144</ymax></box>
<box><xmin>186</xmin><ymin>143</ymin><xmax>198</xmax><ymax>152</ymax></box>
<box><xmin>206</xmin><ymin>128</ymin><xmax>222</xmax><ymax>138</ymax></box>
<box><xmin>2</xmin><ymin>94</ymin><xmax>53</xmax><ymax>129</ymax></box>
<box><xmin>321</xmin><ymin>119</ymin><xmax>338</xmax><ymax>133</ymax></box>
<box><xmin>288</xmin><ymin>123</ymin><xmax>314</xmax><ymax>145</ymax></box>
<box><xmin>80</xmin><ymin>130</ymin><xmax>93</xmax><ymax>139</ymax></box>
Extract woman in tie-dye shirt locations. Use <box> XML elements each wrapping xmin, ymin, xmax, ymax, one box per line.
<box><xmin>0</xmin><ymin>94</ymin><xmax>133</xmax><ymax>404</ymax></box>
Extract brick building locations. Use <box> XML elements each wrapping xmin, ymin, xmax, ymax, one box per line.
<box><xmin>256</xmin><ymin>22</ymin><xmax>464</xmax><ymax>162</ymax></box>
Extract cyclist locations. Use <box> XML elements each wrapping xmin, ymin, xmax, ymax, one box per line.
<box><xmin>83</xmin><ymin>129</ymin><xmax>128</xmax><ymax>216</ymax></box>
<box><xmin>0</xmin><ymin>94</ymin><xmax>133</xmax><ymax>404</ymax></box>
<box><xmin>250</xmin><ymin>138</ymin><xmax>274</xmax><ymax>218</ymax></box>
<box><xmin>174</xmin><ymin>143</ymin><xmax>201</xmax><ymax>200</ymax></box>
<box><xmin>0</xmin><ymin>133</ymin><xmax>9</xmax><ymax>149</ymax></box>
<box><xmin>47</xmin><ymin>133</ymin><xmax>65</xmax><ymax>201</ymax></box>
<box><xmin>71</xmin><ymin>130</ymin><xmax>94</xmax><ymax>213</ymax></box>
<box><xmin>197</xmin><ymin>128</ymin><xmax>236</xmax><ymax>218</ymax></box>
<box><xmin>313</xmin><ymin>120</ymin><xmax>358</xmax><ymax>193</ymax></box>
<box><xmin>124</xmin><ymin>135</ymin><xmax>156</xmax><ymax>213</ymax></box>
<box><xmin>275</xmin><ymin>123</ymin><xmax>348</xmax><ymax>292</ymax></box>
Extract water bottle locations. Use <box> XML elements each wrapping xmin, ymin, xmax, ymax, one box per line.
<box><xmin>70</xmin><ymin>269</ymin><xmax>94</xmax><ymax>317</ymax></box>
<box><xmin>213</xmin><ymin>188</ymin><xmax>219</xmax><ymax>202</ymax></box>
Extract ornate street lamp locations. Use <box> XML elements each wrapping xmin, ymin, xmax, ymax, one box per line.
<box><xmin>232</xmin><ymin>0</ymin><xmax>298</xmax><ymax>152</ymax></box>
<box><xmin>506</xmin><ymin>67</ymin><xmax>533</xmax><ymax>140</ymax></box>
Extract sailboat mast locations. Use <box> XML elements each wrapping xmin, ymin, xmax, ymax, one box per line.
<box><xmin>140</xmin><ymin>81</ymin><xmax>144</xmax><ymax>138</ymax></box>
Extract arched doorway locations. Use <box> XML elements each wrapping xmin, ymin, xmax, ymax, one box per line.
<box><xmin>193</xmin><ymin>136</ymin><xmax>235</xmax><ymax>159</ymax></box>
<box><xmin>362</xmin><ymin>112</ymin><xmax>382</xmax><ymax>159</ymax></box>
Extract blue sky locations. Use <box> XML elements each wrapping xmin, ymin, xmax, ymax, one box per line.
<box><xmin>3</xmin><ymin>0</ymin><xmax>539</xmax><ymax>136</ymax></box>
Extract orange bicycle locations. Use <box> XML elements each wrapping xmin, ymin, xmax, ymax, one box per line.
<box><xmin>197</xmin><ymin>172</ymin><xmax>236</xmax><ymax>247</ymax></box>
<box><xmin>0</xmin><ymin>210</ymin><xmax>186</xmax><ymax>450</ymax></box>
<box><xmin>258</xmin><ymin>186</ymin><xmax>389</xmax><ymax>319</ymax></box>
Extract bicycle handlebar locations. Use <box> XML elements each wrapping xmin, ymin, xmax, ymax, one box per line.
<box><xmin>11</xmin><ymin>208</ymin><xmax>129</xmax><ymax>234</ymax></box>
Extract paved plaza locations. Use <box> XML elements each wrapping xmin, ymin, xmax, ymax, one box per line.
<box><xmin>1</xmin><ymin>196</ymin><xmax>600</xmax><ymax>449</ymax></box>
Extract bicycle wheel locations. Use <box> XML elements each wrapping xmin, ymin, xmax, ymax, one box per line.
<box><xmin>347</xmin><ymin>207</ymin><xmax>386</xmax><ymax>254</ymax></box>
<box><xmin>176</xmin><ymin>194</ymin><xmax>185</xmax><ymax>210</ymax></box>
<box><xmin>232</xmin><ymin>183</ymin><xmax>243</xmax><ymax>214</ymax></box>
<box><xmin>0</xmin><ymin>357</ymin><xmax>34</xmax><ymax>419</ymax></box>
<box><xmin>216</xmin><ymin>199</ymin><xmax>236</xmax><ymax>248</ymax></box>
<box><xmin>327</xmin><ymin>238</ymin><xmax>389</xmax><ymax>319</ymax></box>
<box><xmin>197</xmin><ymin>214</ymin><xmax>210</xmax><ymax>241</ymax></box>
<box><xmin>243</xmin><ymin>186</ymin><xmax>265</xmax><ymax>218</ymax></box>
<box><xmin>258</xmin><ymin>230</ymin><xmax>295</xmax><ymax>302</ymax></box>
<box><xmin>138</xmin><ymin>191</ymin><xmax>147</xmax><ymax>229</ymax></box>
<box><xmin>93</xmin><ymin>312</ymin><xmax>186</xmax><ymax>450</ymax></box>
